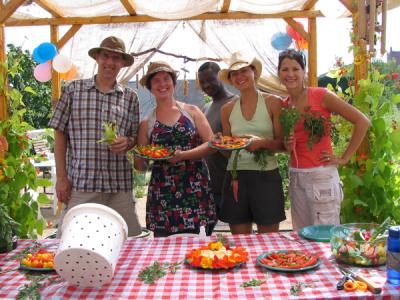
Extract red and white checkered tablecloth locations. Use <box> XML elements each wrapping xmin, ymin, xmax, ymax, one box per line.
<box><xmin>1</xmin><ymin>233</ymin><xmax>399</xmax><ymax>299</ymax></box>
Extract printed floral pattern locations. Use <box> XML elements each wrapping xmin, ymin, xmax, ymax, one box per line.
<box><xmin>146</xmin><ymin>114</ymin><xmax>216</xmax><ymax>234</ymax></box>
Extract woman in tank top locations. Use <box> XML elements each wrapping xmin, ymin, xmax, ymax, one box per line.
<box><xmin>277</xmin><ymin>49</ymin><xmax>370</xmax><ymax>230</ymax></box>
<box><xmin>217</xmin><ymin>53</ymin><xmax>286</xmax><ymax>234</ymax></box>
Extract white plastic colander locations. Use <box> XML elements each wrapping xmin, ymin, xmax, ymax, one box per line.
<box><xmin>54</xmin><ymin>203</ymin><xmax>128</xmax><ymax>287</ymax></box>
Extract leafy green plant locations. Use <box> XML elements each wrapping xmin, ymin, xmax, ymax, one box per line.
<box><xmin>327</xmin><ymin>57</ymin><xmax>400</xmax><ymax>223</ymax></box>
<box><xmin>0</xmin><ymin>203</ymin><xmax>19</xmax><ymax>252</ymax></box>
<box><xmin>0</xmin><ymin>53</ymin><xmax>51</xmax><ymax>243</ymax></box>
<box><xmin>6</xmin><ymin>44</ymin><xmax>52</xmax><ymax>129</ymax></box>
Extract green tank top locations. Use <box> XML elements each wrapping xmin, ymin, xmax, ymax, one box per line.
<box><xmin>227</xmin><ymin>92</ymin><xmax>278</xmax><ymax>171</ymax></box>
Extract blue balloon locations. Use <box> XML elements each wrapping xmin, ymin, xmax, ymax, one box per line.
<box><xmin>36</xmin><ymin>42</ymin><xmax>57</xmax><ymax>61</ymax></box>
<box><xmin>32</xmin><ymin>47</ymin><xmax>48</xmax><ymax>64</ymax></box>
<box><xmin>271</xmin><ymin>32</ymin><xmax>293</xmax><ymax>50</ymax></box>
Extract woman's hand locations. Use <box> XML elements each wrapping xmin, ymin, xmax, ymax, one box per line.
<box><xmin>320</xmin><ymin>150</ymin><xmax>348</xmax><ymax>166</ymax></box>
<box><xmin>244</xmin><ymin>135</ymin><xmax>261</xmax><ymax>152</ymax></box>
<box><xmin>168</xmin><ymin>149</ymin><xmax>184</xmax><ymax>164</ymax></box>
<box><xmin>283</xmin><ymin>133</ymin><xmax>295</xmax><ymax>152</ymax></box>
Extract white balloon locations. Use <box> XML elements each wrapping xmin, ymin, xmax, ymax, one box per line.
<box><xmin>317</xmin><ymin>0</ymin><xmax>348</xmax><ymax>19</ymax></box>
<box><xmin>52</xmin><ymin>54</ymin><xmax>73</xmax><ymax>73</ymax></box>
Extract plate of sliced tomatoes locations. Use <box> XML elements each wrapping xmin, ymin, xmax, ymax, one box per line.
<box><xmin>20</xmin><ymin>249</ymin><xmax>55</xmax><ymax>272</ymax></box>
<box><xmin>257</xmin><ymin>250</ymin><xmax>320</xmax><ymax>272</ymax></box>
<box><xmin>209</xmin><ymin>136</ymin><xmax>251</xmax><ymax>151</ymax></box>
<box><xmin>133</xmin><ymin>144</ymin><xmax>174</xmax><ymax>160</ymax></box>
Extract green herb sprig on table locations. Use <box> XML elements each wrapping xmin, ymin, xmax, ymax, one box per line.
<box><xmin>240</xmin><ymin>278</ymin><xmax>266</xmax><ymax>288</ymax></box>
<box><xmin>280</xmin><ymin>107</ymin><xmax>301</xmax><ymax>140</ymax></box>
<box><xmin>17</xmin><ymin>274</ymin><xmax>62</xmax><ymax>300</ymax></box>
<box><xmin>139</xmin><ymin>261</ymin><xmax>183</xmax><ymax>284</ymax></box>
<box><xmin>290</xmin><ymin>281</ymin><xmax>314</xmax><ymax>296</ymax></box>
<box><xmin>303</xmin><ymin>112</ymin><xmax>330</xmax><ymax>150</ymax></box>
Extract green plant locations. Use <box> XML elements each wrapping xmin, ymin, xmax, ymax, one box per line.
<box><xmin>327</xmin><ymin>56</ymin><xmax>400</xmax><ymax>223</ymax></box>
<box><xmin>0</xmin><ymin>203</ymin><xmax>19</xmax><ymax>252</ymax></box>
<box><xmin>0</xmin><ymin>54</ymin><xmax>51</xmax><ymax>241</ymax></box>
<box><xmin>6</xmin><ymin>44</ymin><xmax>52</xmax><ymax>129</ymax></box>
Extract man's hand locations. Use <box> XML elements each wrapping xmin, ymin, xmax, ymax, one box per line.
<box><xmin>56</xmin><ymin>176</ymin><xmax>72</xmax><ymax>204</ymax></box>
<box><xmin>109</xmin><ymin>136</ymin><xmax>134</xmax><ymax>154</ymax></box>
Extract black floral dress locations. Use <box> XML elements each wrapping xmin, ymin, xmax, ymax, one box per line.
<box><xmin>146</xmin><ymin>113</ymin><xmax>216</xmax><ymax>234</ymax></box>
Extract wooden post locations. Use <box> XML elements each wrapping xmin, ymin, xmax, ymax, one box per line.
<box><xmin>0</xmin><ymin>22</ymin><xmax>7</xmax><ymax>120</ymax></box>
<box><xmin>308</xmin><ymin>17</ymin><xmax>317</xmax><ymax>87</ymax></box>
<box><xmin>50</xmin><ymin>25</ymin><xmax>61</xmax><ymax>107</ymax></box>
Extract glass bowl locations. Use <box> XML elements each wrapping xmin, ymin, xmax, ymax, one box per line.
<box><xmin>330</xmin><ymin>223</ymin><xmax>387</xmax><ymax>266</ymax></box>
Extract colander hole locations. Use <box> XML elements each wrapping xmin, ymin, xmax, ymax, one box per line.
<box><xmin>67</xmin><ymin>254</ymin><xmax>70</xmax><ymax>257</ymax></box>
<box><xmin>75</xmin><ymin>261</ymin><xmax>79</xmax><ymax>264</ymax></box>
<box><xmin>104</xmin><ymin>266</ymin><xmax>107</xmax><ymax>269</ymax></box>
<box><xmin>97</xmin><ymin>217</ymin><xmax>100</xmax><ymax>219</ymax></box>
<box><xmin>87</xmin><ymin>236</ymin><xmax>90</xmax><ymax>238</ymax></box>
<box><xmin>89</xmin><ymin>221</ymin><xmax>92</xmax><ymax>224</ymax></box>
<box><xmin>107</xmin><ymin>275</ymin><xmax>110</xmax><ymax>278</ymax></box>
<box><xmin>71</xmin><ymin>276</ymin><xmax>74</xmax><ymax>278</ymax></box>
<box><xmin>86</xmin><ymin>253</ymin><xmax>90</xmax><ymax>256</ymax></box>
<box><xmin>110</xmin><ymin>249</ymin><xmax>112</xmax><ymax>252</ymax></box>
<box><xmin>92</xmin><ymin>274</ymin><xmax>95</xmax><ymax>277</ymax></box>
<box><xmin>95</xmin><ymin>260</ymin><xmax>98</xmax><ymax>263</ymax></box>
<box><xmin>96</xmin><ymin>230</ymin><xmax>99</xmax><ymax>232</ymax></box>
<box><xmin>92</xmin><ymin>248</ymin><xmax>95</xmax><ymax>250</ymax></box>
<box><xmin>81</xmin><ymin>276</ymin><xmax>84</xmax><ymax>279</ymax></box>
<box><xmin>90</xmin><ymin>281</ymin><xmax>93</xmax><ymax>283</ymax></box>
<box><xmin>108</xmin><ymin>236</ymin><xmax>111</xmax><ymax>239</ymax></box>
<box><xmin>99</xmin><ymin>274</ymin><xmax>102</xmax><ymax>276</ymax></box>
<box><xmin>75</xmin><ymin>222</ymin><xmax>78</xmax><ymax>224</ymax></box>
<box><xmin>101</xmin><ymin>244</ymin><xmax>104</xmax><ymax>246</ymax></box>
<box><xmin>77</xmin><ymin>281</ymin><xmax>80</xmax><ymax>284</ymax></box>
<box><xmin>95</xmin><ymin>268</ymin><xmax>98</xmax><ymax>270</ymax></box>
<box><xmin>103</xmin><ymin>225</ymin><xmax>106</xmax><ymax>228</ymax></box>
<box><xmin>83</xmin><ymin>268</ymin><xmax>86</xmax><ymax>271</ymax></box>
<box><xmin>81</xmin><ymin>228</ymin><xmax>84</xmax><ymax>230</ymax></box>
<box><xmin>99</xmin><ymin>280</ymin><xmax>102</xmax><ymax>283</ymax></box>
<box><xmin>68</xmin><ymin>246</ymin><xmax>71</xmax><ymax>248</ymax></box>
<box><xmin>80</xmin><ymin>244</ymin><xmax>83</xmax><ymax>246</ymax></box>
<box><xmin>85</xmin><ymin>215</ymin><xmax>88</xmax><ymax>218</ymax></box>
<box><xmin>79</xmin><ymin>256</ymin><xmax>83</xmax><ymax>258</ymax></box>
<box><xmin>66</xmin><ymin>262</ymin><xmax>69</xmax><ymax>264</ymax></box>
<box><xmin>86</xmin><ymin>261</ymin><xmax>90</xmax><ymax>264</ymax></box>
<box><xmin>72</xmin><ymin>269</ymin><xmax>75</xmax><ymax>271</ymax></box>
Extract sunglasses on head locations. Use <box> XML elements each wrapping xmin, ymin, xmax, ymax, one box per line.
<box><xmin>278</xmin><ymin>49</ymin><xmax>306</xmax><ymax>67</ymax></box>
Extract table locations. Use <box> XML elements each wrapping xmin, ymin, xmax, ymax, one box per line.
<box><xmin>1</xmin><ymin>233</ymin><xmax>399</xmax><ymax>299</ymax></box>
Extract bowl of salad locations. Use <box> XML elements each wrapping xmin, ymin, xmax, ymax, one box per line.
<box><xmin>330</xmin><ymin>222</ymin><xmax>388</xmax><ymax>266</ymax></box>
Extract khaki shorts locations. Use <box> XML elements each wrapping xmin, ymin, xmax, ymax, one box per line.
<box><xmin>289</xmin><ymin>166</ymin><xmax>343</xmax><ymax>231</ymax></box>
<box><xmin>57</xmin><ymin>191</ymin><xmax>142</xmax><ymax>238</ymax></box>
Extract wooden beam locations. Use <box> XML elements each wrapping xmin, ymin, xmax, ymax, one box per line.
<box><xmin>56</xmin><ymin>24</ymin><xmax>82</xmax><ymax>49</ymax></box>
<box><xmin>221</xmin><ymin>0</ymin><xmax>231</xmax><ymax>13</ymax></box>
<box><xmin>0</xmin><ymin>0</ymin><xmax>26</xmax><ymax>23</ymax></box>
<box><xmin>308</xmin><ymin>17</ymin><xmax>317</xmax><ymax>87</ymax></box>
<box><xmin>302</xmin><ymin>0</ymin><xmax>318</xmax><ymax>10</ymax></box>
<box><xmin>5</xmin><ymin>10</ymin><xmax>323</xmax><ymax>26</ymax></box>
<box><xmin>120</xmin><ymin>0</ymin><xmax>137</xmax><ymax>16</ymax></box>
<box><xmin>34</xmin><ymin>0</ymin><xmax>64</xmax><ymax>18</ymax></box>
<box><xmin>339</xmin><ymin>0</ymin><xmax>357</xmax><ymax>14</ymax></box>
<box><xmin>0</xmin><ymin>23</ymin><xmax>8</xmax><ymax>120</ymax></box>
<box><xmin>51</xmin><ymin>25</ymin><xmax>61</xmax><ymax>104</ymax></box>
<box><xmin>284</xmin><ymin>17</ymin><xmax>309</xmax><ymax>41</ymax></box>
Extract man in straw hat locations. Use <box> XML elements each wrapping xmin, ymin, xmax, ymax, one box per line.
<box><xmin>217</xmin><ymin>52</ymin><xmax>286</xmax><ymax>234</ymax></box>
<box><xmin>49</xmin><ymin>36</ymin><xmax>142</xmax><ymax>237</ymax></box>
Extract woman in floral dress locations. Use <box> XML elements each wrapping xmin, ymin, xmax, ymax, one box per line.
<box><xmin>135</xmin><ymin>61</ymin><xmax>216</xmax><ymax>237</ymax></box>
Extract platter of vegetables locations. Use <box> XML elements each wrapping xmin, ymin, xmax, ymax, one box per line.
<box><xmin>185</xmin><ymin>241</ymin><xmax>248</xmax><ymax>270</ymax></box>
<box><xmin>209</xmin><ymin>135</ymin><xmax>251</xmax><ymax>151</ymax></box>
<box><xmin>257</xmin><ymin>250</ymin><xmax>320</xmax><ymax>272</ymax></box>
<box><xmin>133</xmin><ymin>144</ymin><xmax>174</xmax><ymax>160</ymax></box>
<box><xmin>330</xmin><ymin>221</ymin><xmax>389</xmax><ymax>266</ymax></box>
<box><xmin>20</xmin><ymin>249</ymin><xmax>55</xmax><ymax>271</ymax></box>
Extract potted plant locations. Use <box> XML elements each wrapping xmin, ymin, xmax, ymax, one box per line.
<box><xmin>0</xmin><ymin>203</ymin><xmax>19</xmax><ymax>253</ymax></box>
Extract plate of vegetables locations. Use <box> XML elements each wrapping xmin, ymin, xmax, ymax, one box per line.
<box><xmin>133</xmin><ymin>144</ymin><xmax>174</xmax><ymax>160</ymax></box>
<box><xmin>185</xmin><ymin>241</ymin><xmax>248</xmax><ymax>270</ymax></box>
<box><xmin>20</xmin><ymin>249</ymin><xmax>55</xmax><ymax>272</ymax></box>
<box><xmin>257</xmin><ymin>250</ymin><xmax>320</xmax><ymax>272</ymax></box>
<box><xmin>209</xmin><ymin>136</ymin><xmax>251</xmax><ymax>151</ymax></box>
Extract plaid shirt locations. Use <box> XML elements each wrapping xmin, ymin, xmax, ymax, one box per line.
<box><xmin>48</xmin><ymin>77</ymin><xmax>139</xmax><ymax>192</ymax></box>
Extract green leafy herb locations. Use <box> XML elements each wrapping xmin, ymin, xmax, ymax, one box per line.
<box><xmin>215</xmin><ymin>233</ymin><xmax>235</xmax><ymax>248</ymax></box>
<box><xmin>303</xmin><ymin>112</ymin><xmax>330</xmax><ymax>150</ymax></box>
<box><xmin>240</xmin><ymin>278</ymin><xmax>266</xmax><ymax>288</ymax></box>
<box><xmin>17</xmin><ymin>274</ymin><xmax>61</xmax><ymax>300</ymax></box>
<box><xmin>139</xmin><ymin>261</ymin><xmax>183</xmax><ymax>284</ymax></box>
<box><xmin>280</xmin><ymin>107</ymin><xmax>301</xmax><ymax>140</ymax></box>
<box><xmin>369</xmin><ymin>217</ymin><xmax>392</xmax><ymax>242</ymax></box>
<box><xmin>290</xmin><ymin>281</ymin><xmax>314</xmax><ymax>296</ymax></box>
<box><xmin>7</xmin><ymin>241</ymin><xmax>48</xmax><ymax>261</ymax></box>
<box><xmin>253</xmin><ymin>150</ymin><xmax>272</xmax><ymax>170</ymax></box>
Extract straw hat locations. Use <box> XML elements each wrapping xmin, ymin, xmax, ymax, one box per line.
<box><xmin>139</xmin><ymin>61</ymin><xmax>179</xmax><ymax>88</ymax></box>
<box><xmin>218</xmin><ymin>52</ymin><xmax>262</xmax><ymax>85</ymax></box>
<box><xmin>88</xmin><ymin>36</ymin><xmax>134</xmax><ymax>67</ymax></box>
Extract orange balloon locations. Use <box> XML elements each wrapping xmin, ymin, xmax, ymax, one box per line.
<box><xmin>296</xmin><ymin>38</ymin><xmax>308</xmax><ymax>50</ymax></box>
<box><xmin>60</xmin><ymin>64</ymin><xmax>77</xmax><ymax>80</ymax></box>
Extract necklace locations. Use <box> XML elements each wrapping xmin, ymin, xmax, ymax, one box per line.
<box><xmin>289</xmin><ymin>87</ymin><xmax>307</xmax><ymax>108</ymax></box>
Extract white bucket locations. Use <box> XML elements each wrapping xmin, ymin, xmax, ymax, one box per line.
<box><xmin>54</xmin><ymin>203</ymin><xmax>128</xmax><ymax>287</ymax></box>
